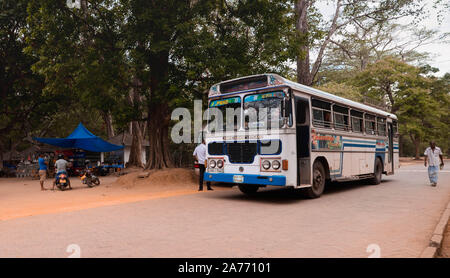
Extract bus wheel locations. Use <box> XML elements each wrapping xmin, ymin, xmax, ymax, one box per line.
<box><xmin>238</xmin><ymin>185</ymin><xmax>259</xmax><ymax>195</ymax></box>
<box><xmin>369</xmin><ymin>158</ymin><xmax>383</xmax><ymax>185</ymax></box>
<box><xmin>304</xmin><ymin>161</ymin><xmax>326</xmax><ymax>198</ymax></box>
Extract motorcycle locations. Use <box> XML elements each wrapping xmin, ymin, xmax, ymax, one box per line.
<box><xmin>55</xmin><ymin>172</ymin><xmax>71</xmax><ymax>191</ymax></box>
<box><xmin>80</xmin><ymin>168</ymin><xmax>100</xmax><ymax>188</ymax></box>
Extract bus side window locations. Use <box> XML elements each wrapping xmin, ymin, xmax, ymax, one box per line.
<box><xmin>351</xmin><ymin>110</ymin><xmax>363</xmax><ymax>133</ymax></box>
<box><xmin>365</xmin><ymin>114</ymin><xmax>376</xmax><ymax>135</ymax></box>
<box><xmin>312</xmin><ymin>99</ymin><xmax>332</xmax><ymax>128</ymax></box>
<box><xmin>377</xmin><ymin>117</ymin><xmax>386</xmax><ymax>136</ymax></box>
<box><xmin>333</xmin><ymin>105</ymin><xmax>349</xmax><ymax>131</ymax></box>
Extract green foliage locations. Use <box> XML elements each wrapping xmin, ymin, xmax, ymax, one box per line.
<box><xmin>25</xmin><ymin>0</ymin><xmax>132</xmax><ymax>132</ymax></box>
<box><xmin>126</xmin><ymin>0</ymin><xmax>297</xmax><ymax>105</ymax></box>
<box><xmin>353</xmin><ymin>57</ymin><xmax>449</xmax><ymax>156</ymax></box>
<box><xmin>1</xmin><ymin>0</ymin><xmax>448</xmax><ymax>164</ymax></box>
<box><xmin>317</xmin><ymin>56</ymin><xmax>448</xmax><ymax>157</ymax></box>
<box><xmin>314</xmin><ymin>82</ymin><xmax>362</xmax><ymax>102</ymax></box>
<box><xmin>0</xmin><ymin>0</ymin><xmax>63</xmax><ymax>155</ymax></box>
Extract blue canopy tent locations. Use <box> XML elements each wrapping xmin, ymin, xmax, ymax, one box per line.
<box><xmin>33</xmin><ymin>123</ymin><xmax>124</xmax><ymax>152</ymax></box>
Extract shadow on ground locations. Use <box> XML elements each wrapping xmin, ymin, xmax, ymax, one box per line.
<box><xmin>206</xmin><ymin>179</ymin><xmax>393</xmax><ymax>204</ymax></box>
<box><xmin>325</xmin><ymin>178</ymin><xmax>392</xmax><ymax>195</ymax></box>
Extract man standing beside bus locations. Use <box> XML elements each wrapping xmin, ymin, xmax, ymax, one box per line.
<box><xmin>424</xmin><ymin>141</ymin><xmax>444</xmax><ymax>187</ymax></box>
<box><xmin>193</xmin><ymin>139</ymin><xmax>213</xmax><ymax>191</ymax></box>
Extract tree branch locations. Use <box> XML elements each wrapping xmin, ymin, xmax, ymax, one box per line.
<box><xmin>310</xmin><ymin>0</ymin><xmax>342</xmax><ymax>83</ymax></box>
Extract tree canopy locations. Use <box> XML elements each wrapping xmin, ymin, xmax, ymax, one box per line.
<box><xmin>0</xmin><ymin>0</ymin><xmax>448</xmax><ymax>168</ymax></box>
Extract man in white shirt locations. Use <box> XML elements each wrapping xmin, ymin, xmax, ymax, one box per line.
<box><xmin>424</xmin><ymin>141</ymin><xmax>444</xmax><ymax>187</ymax></box>
<box><xmin>53</xmin><ymin>154</ymin><xmax>72</xmax><ymax>190</ymax></box>
<box><xmin>193</xmin><ymin>139</ymin><xmax>213</xmax><ymax>191</ymax></box>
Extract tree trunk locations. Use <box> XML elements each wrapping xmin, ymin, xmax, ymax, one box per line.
<box><xmin>146</xmin><ymin>103</ymin><xmax>173</xmax><ymax>169</ymax></box>
<box><xmin>127</xmin><ymin>121</ymin><xmax>144</xmax><ymax>168</ymax></box>
<box><xmin>126</xmin><ymin>76</ymin><xmax>145</xmax><ymax>168</ymax></box>
<box><xmin>414</xmin><ymin>140</ymin><xmax>421</xmax><ymax>160</ymax></box>
<box><xmin>145</xmin><ymin>48</ymin><xmax>173</xmax><ymax>169</ymax></box>
<box><xmin>411</xmin><ymin>134</ymin><xmax>421</xmax><ymax>160</ymax></box>
<box><xmin>295</xmin><ymin>0</ymin><xmax>342</xmax><ymax>85</ymax></box>
<box><xmin>102</xmin><ymin>111</ymin><xmax>115</xmax><ymax>139</ymax></box>
<box><xmin>295</xmin><ymin>0</ymin><xmax>311</xmax><ymax>85</ymax></box>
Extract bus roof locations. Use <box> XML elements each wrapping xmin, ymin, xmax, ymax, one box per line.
<box><xmin>208</xmin><ymin>73</ymin><xmax>397</xmax><ymax>120</ymax></box>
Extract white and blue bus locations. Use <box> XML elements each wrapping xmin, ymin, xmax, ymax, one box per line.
<box><xmin>203</xmin><ymin>74</ymin><xmax>399</xmax><ymax>198</ymax></box>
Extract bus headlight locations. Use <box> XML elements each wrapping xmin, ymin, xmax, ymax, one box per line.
<box><xmin>262</xmin><ymin>160</ymin><xmax>271</xmax><ymax>170</ymax></box>
<box><xmin>272</xmin><ymin>160</ymin><xmax>281</xmax><ymax>170</ymax></box>
<box><xmin>209</xmin><ymin>160</ymin><xmax>216</xmax><ymax>169</ymax></box>
<box><xmin>217</xmin><ymin>159</ymin><xmax>223</xmax><ymax>168</ymax></box>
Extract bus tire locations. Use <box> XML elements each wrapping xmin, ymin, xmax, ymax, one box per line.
<box><xmin>238</xmin><ymin>185</ymin><xmax>259</xmax><ymax>195</ymax></box>
<box><xmin>304</xmin><ymin>161</ymin><xmax>326</xmax><ymax>198</ymax></box>
<box><xmin>369</xmin><ymin>158</ymin><xmax>383</xmax><ymax>185</ymax></box>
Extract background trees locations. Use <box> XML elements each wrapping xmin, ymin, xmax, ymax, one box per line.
<box><xmin>0</xmin><ymin>0</ymin><xmax>448</xmax><ymax>168</ymax></box>
<box><xmin>351</xmin><ymin>57</ymin><xmax>448</xmax><ymax>158</ymax></box>
<box><xmin>293</xmin><ymin>0</ymin><xmax>430</xmax><ymax>86</ymax></box>
<box><xmin>119</xmin><ymin>0</ymin><xmax>296</xmax><ymax>168</ymax></box>
<box><xmin>0</xmin><ymin>0</ymin><xmax>63</xmax><ymax>169</ymax></box>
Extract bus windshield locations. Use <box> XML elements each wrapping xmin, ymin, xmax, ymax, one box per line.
<box><xmin>208</xmin><ymin>96</ymin><xmax>241</xmax><ymax>131</ymax></box>
<box><xmin>243</xmin><ymin>91</ymin><xmax>284</xmax><ymax>130</ymax></box>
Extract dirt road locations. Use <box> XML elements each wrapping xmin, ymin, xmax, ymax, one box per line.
<box><xmin>0</xmin><ymin>168</ymin><xmax>228</xmax><ymax>221</ymax></box>
<box><xmin>0</xmin><ymin>162</ymin><xmax>448</xmax><ymax>257</ymax></box>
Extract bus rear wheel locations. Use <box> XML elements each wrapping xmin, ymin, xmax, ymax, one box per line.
<box><xmin>238</xmin><ymin>185</ymin><xmax>259</xmax><ymax>195</ymax></box>
<box><xmin>304</xmin><ymin>161</ymin><xmax>326</xmax><ymax>199</ymax></box>
<box><xmin>369</xmin><ymin>158</ymin><xmax>383</xmax><ymax>185</ymax></box>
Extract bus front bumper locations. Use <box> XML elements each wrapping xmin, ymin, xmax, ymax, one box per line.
<box><xmin>204</xmin><ymin>173</ymin><xmax>286</xmax><ymax>186</ymax></box>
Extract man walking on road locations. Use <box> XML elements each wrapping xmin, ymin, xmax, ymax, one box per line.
<box><xmin>424</xmin><ymin>141</ymin><xmax>444</xmax><ymax>187</ymax></box>
<box><xmin>38</xmin><ymin>153</ymin><xmax>48</xmax><ymax>191</ymax></box>
<box><xmin>193</xmin><ymin>139</ymin><xmax>213</xmax><ymax>191</ymax></box>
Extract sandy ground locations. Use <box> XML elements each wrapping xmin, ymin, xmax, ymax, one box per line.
<box><xmin>0</xmin><ymin>158</ymin><xmax>433</xmax><ymax>221</ymax></box>
<box><xmin>399</xmin><ymin>157</ymin><xmax>426</xmax><ymax>166</ymax></box>
<box><xmin>0</xmin><ymin>168</ymin><xmax>228</xmax><ymax>221</ymax></box>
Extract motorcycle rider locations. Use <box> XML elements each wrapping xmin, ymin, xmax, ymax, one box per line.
<box><xmin>85</xmin><ymin>159</ymin><xmax>92</xmax><ymax>170</ymax></box>
<box><xmin>53</xmin><ymin>154</ymin><xmax>72</xmax><ymax>190</ymax></box>
<box><xmin>81</xmin><ymin>159</ymin><xmax>100</xmax><ymax>186</ymax></box>
<box><xmin>81</xmin><ymin>160</ymin><xmax>92</xmax><ymax>184</ymax></box>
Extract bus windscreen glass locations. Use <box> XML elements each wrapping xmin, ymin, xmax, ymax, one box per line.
<box><xmin>243</xmin><ymin>91</ymin><xmax>284</xmax><ymax>130</ymax></box>
<box><xmin>208</xmin><ymin>97</ymin><xmax>241</xmax><ymax>131</ymax></box>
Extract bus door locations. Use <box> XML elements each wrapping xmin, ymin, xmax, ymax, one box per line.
<box><xmin>295</xmin><ymin>96</ymin><xmax>311</xmax><ymax>185</ymax></box>
<box><xmin>387</xmin><ymin>122</ymin><xmax>394</xmax><ymax>174</ymax></box>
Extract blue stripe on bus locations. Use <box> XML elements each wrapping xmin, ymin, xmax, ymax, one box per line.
<box><xmin>204</xmin><ymin>173</ymin><xmax>286</xmax><ymax>186</ymax></box>
<box><xmin>325</xmin><ymin>138</ymin><xmax>395</xmax><ymax>179</ymax></box>
<box><xmin>342</xmin><ymin>139</ymin><xmax>376</xmax><ymax>144</ymax></box>
<box><xmin>343</xmin><ymin>143</ymin><xmax>376</xmax><ymax>148</ymax></box>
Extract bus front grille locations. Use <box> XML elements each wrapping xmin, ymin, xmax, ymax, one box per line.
<box><xmin>208</xmin><ymin>142</ymin><xmax>224</xmax><ymax>155</ymax></box>
<box><xmin>226</xmin><ymin>142</ymin><xmax>257</xmax><ymax>163</ymax></box>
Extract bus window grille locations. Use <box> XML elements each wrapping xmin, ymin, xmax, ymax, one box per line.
<box><xmin>208</xmin><ymin>142</ymin><xmax>224</xmax><ymax>155</ymax></box>
<box><xmin>226</xmin><ymin>142</ymin><xmax>257</xmax><ymax>163</ymax></box>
